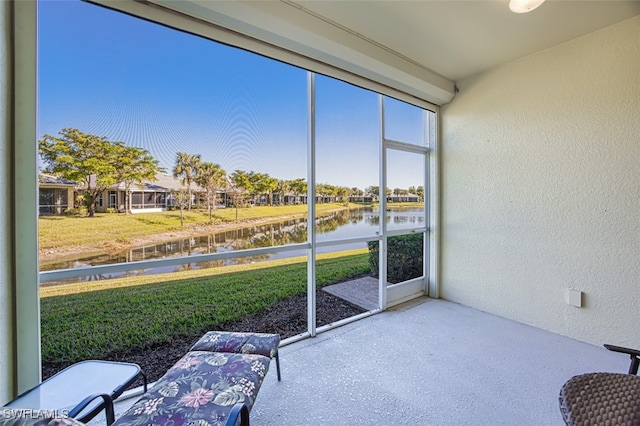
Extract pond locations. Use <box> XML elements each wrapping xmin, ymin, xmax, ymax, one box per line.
<box><xmin>40</xmin><ymin>206</ymin><xmax>425</xmax><ymax>283</ymax></box>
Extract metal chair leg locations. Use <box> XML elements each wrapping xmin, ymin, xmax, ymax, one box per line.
<box><xmin>275</xmin><ymin>352</ymin><xmax>281</xmax><ymax>381</ymax></box>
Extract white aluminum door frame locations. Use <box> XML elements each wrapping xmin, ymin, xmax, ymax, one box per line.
<box><xmin>379</xmin><ymin>95</ymin><xmax>433</xmax><ymax>307</ymax></box>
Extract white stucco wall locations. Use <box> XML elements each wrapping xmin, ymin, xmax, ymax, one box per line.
<box><xmin>0</xmin><ymin>0</ymin><xmax>14</xmax><ymax>405</ymax></box>
<box><xmin>441</xmin><ymin>16</ymin><xmax>640</xmax><ymax>346</ymax></box>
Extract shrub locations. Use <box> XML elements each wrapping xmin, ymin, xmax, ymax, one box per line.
<box><xmin>64</xmin><ymin>207</ymin><xmax>88</xmax><ymax>216</ymax></box>
<box><xmin>367</xmin><ymin>233</ymin><xmax>424</xmax><ymax>284</ymax></box>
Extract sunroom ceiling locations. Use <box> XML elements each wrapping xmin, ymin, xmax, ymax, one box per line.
<box><xmin>127</xmin><ymin>0</ymin><xmax>640</xmax><ymax>104</ymax></box>
<box><xmin>286</xmin><ymin>0</ymin><xmax>640</xmax><ymax>81</ymax></box>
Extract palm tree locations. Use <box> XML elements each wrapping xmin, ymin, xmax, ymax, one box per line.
<box><xmin>289</xmin><ymin>178</ymin><xmax>307</xmax><ymax>204</ymax></box>
<box><xmin>263</xmin><ymin>176</ymin><xmax>278</xmax><ymax>206</ymax></box>
<box><xmin>172</xmin><ymin>152</ymin><xmax>201</xmax><ymax>210</ymax></box>
<box><xmin>336</xmin><ymin>186</ymin><xmax>349</xmax><ymax>204</ymax></box>
<box><xmin>195</xmin><ymin>162</ymin><xmax>227</xmax><ymax>224</ymax></box>
<box><xmin>276</xmin><ymin>179</ymin><xmax>290</xmax><ymax>205</ymax></box>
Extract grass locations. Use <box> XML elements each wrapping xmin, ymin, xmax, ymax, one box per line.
<box><xmin>39</xmin><ymin>201</ymin><xmax>422</xmax><ymax>363</ymax></box>
<box><xmin>38</xmin><ymin>203</ymin><xmax>352</xmax><ymax>250</ymax></box>
<box><xmin>40</xmin><ymin>249</ymin><xmax>371</xmax><ymax>363</ymax></box>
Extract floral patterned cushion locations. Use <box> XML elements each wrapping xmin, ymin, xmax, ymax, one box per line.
<box><xmin>113</xmin><ymin>351</ymin><xmax>270</xmax><ymax>426</ymax></box>
<box><xmin>191</xmin><ymin>331</ymin><xmax>280</xmax><ymax>359</ymax></box>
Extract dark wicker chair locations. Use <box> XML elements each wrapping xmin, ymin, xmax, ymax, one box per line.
<box><xmin>559</xmin><ymin>344</ymin><xmax>640</xmax><ymax>425</ymax></box>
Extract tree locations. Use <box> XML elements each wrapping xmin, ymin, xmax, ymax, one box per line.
<box><xmin>275</xmin><ymin>179</ymin><xmax>290</xmax><ymax>205</ymax></box>
<box><xmin>39</xmin><ymin>128</ymin><xmax>119</xmax><ymax>217</ymax></box>
<box><xmin>336</xmin><ymin>186</ymin><xmax>349</xmax><ymax>204</ymax></box>
<box><xmin>195</xmin><ymin>162</ymin><xmax>227</xmax><ymax>224</ymax></box>
<box><xmin>230</xmin><ymin>170</ymin><xmax>253</xmax><ymax>204</ymax></box>
<box><xmin>288</xmin><ymin>178</ymin><xmax>307</xmax><ymax>204</ymax></box>
<box><xmin>263</xmin><ymin>176</ymin><xmax>278</xmax><ymax>206</ymax></box>
<box><xmin>173</xmin><ymin>189</ymin><xmax>190</xmax><ymax>227</ymax></box>
<box><xmin>249</xmin><ymin>172</ymin><xmax>278</xmax><ymax>206</ymax></box>
<box><xmin>247</xmin><ymin>172</ymin><xmax>266</xmax><ymax>205</ymax></box>
<box><xmin>172</xmin><ymin>152</ymin><xmax>201</xmax><ymax>211</ymax></box>
<box><xmin>226</xmin><ymin>177</ymin><xmax>248</xmax><ymax>222</ymax></box>
<box><xmin>117</xmin><ymin>145</ymin><xmax>164</xmax><ymax>214</ymax></box>
<box><xmin>315</xmin><ymin>183</ymin><xmax>328</xmax><ymax>203</ymax></box>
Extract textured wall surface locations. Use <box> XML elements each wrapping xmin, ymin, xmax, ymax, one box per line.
<box><xmin>441</xmin><ymin>16</ymin><xmax>640</xmax><ymax>346</ymax></box>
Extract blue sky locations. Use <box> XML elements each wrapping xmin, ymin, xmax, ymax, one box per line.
<box><xmin>38</xmin><ymin>0</ymin><xmax>427</xmax><ymax>190</ymax></box>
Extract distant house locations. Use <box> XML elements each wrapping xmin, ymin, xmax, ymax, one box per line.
<box><xmin>349</xmin><ymin>195</ymin><xmax>375</xmax><ymax>203</ymax></box>
<box><xmin>39</xmin><ymin>173</ymin><xmax>213</xmax><ymax>215</ymax></box>
<box><xmin>38</xmin><ymin>173</ymin><xmax>78</xmax><ymax>215</ymax></box>
<box><xmin>94</xmin><ymin>174</ymin><xmax>209</xmax><ymax>214</ymax></box>
<box><xmin>92</xmin><ymin>174</ymin><xmax>178</xmax><ymax>214</ymax></box>
<box><xmin>387</xmin><ymin>193</ymin><xmax>420</xmax><ymax>203</ymax></box>
<box><xmin>282</xmin><ymin>194</ymin><xmax>308</xmax><ymax>205</ymax></box>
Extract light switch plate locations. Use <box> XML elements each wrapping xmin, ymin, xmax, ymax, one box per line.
<box><xmin>567</xmin><ymin>289</ymin><xmax>583</xmax><ymax>308</ymax></box>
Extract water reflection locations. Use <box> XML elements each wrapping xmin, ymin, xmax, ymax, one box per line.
<box><xmin>41</xmin><ymin>207</ymin><xmax>424</xmax><ymax>283</ymax></box>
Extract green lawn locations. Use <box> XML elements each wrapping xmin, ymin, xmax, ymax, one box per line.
<box><xmin>39</xmin><ymin>201</ymin><xmax>422</xmax><ymax>363</ymax></box>
<box><xmin>40</xmin><ymin>250</ymin><xmax>371</xmax><ymax>363</ymax></box>
<box><xmin>38</xmin><ymin>203</ymin><xmax>352</xmax><ymax>250</ymax></box>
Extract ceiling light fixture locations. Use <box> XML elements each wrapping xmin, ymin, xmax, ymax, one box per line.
<box><xmin>509</xmin><ymin>0</ymin><xmax>546</xmax><ymax>13</ymax></box>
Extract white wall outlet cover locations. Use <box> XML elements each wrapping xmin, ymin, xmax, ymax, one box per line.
<box><xmin>567</xmin><ymin>289</ymin><xmax>583</xmax><ymax>308</ymax></box>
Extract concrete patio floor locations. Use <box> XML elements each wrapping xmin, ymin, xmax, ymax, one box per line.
<box><xmin>94</xmin><ymin>297</ymin><xmax>629</xmax><ymax>425</ymax></box>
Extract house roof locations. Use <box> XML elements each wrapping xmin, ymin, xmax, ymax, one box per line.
<box><xmin>112</xmin><ymin>174</ymin><xmax>206</xmax><ymax>192</ymax></box>
<box><xmin>38</xmin><ymin>173</ymin><xmax>79</xmax><ymax>187</ymax></box>
<box><xmin>40</xmin><ymin>172</ymin><xmax>206</xmax><ymax>192</ymax></box>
